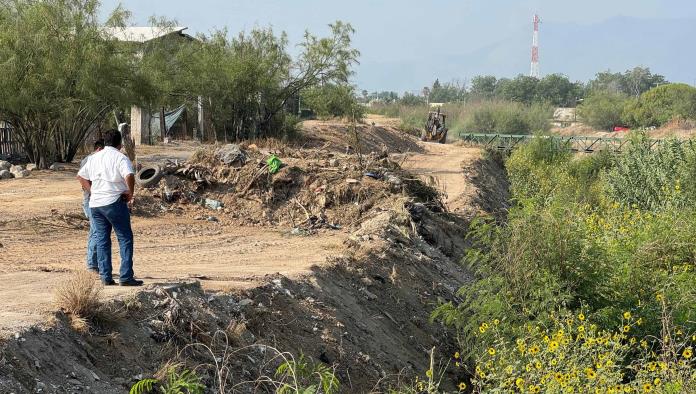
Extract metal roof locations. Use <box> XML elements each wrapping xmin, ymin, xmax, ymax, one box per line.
<box><xmin>103</xmin><ymin>26</ymin><xmax>192</xmax><ymax>43</ymax></box>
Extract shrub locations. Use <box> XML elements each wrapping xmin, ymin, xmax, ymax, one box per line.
<box><xmin>468</xmin><ymin>310</ymin><xmax>696</xmax><ymax>393</ymax></box>
<box><xmin>622</xmin><ymin>83</ymin><xmax>696</xmax><ymax>128</ymax></box>
<box><xmin>577</xmin><ymin>90</ymin><xmax>629</xmax><ymax>130</ymax></box>
<box><xmin>462</xmin><ymin>101</ymin><xmax>552</xmax><ymax>135</ymax></box>
<box><xmin>604</xmin><ymin>134</ymin><xmax>696</xmax><ymax>210</ymax></box>
<box><xmin>54</xmin><ymin>270</ymin><xmax>120</xmax><ymax>331</ymax></box>
<box><xmin>302</xmin><ymin>84</ymin><xmax>362</xmax><ymax>119</ymax></box>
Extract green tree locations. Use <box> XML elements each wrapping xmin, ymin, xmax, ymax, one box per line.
<box><xmin>622</xmin><ymin>83</ymin><xmax>696</xmax><ymax>128</ymax></box>
<box><xmin>0</xmin><ymin>0</ymin><xmax>147</xmax><ymax>167</ymax></box>
<box><xmin>428</xmin><ymin>79</ymin><xmax>466</xmax><ymax>103</ymax></box>
<box><xmin>302</xmin><ymin>83</ymin><xmax>362</xmax><ymax>118</ymax></box>
<box><xmin>469</xmin><ymin>75</ymin><xmax>498</xmax><ymax>99</ymax></box>
<box><xmin>496</xmin><ymin>75</ymin><xmax>539</xmax><ymax>104</ymax></box>
<box><xmin>587</xmin><ymin>67</ymin><xmax>667</xmax><ymax>97</ymax></box>
<box><xmin>535</xmin><ymin>74</ymin><xmax>582</xmax><ymax>107</ymax></box>
<box><xmin>577</xmin><ymin>90</ymin><xmax>629</xmax><ymax>130</ymax></box>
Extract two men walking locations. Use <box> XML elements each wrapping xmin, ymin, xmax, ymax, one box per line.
<box><xmin>78</xmin><ymin>130</ymin><xmax>143</xmax><ymax>286</ymax></box>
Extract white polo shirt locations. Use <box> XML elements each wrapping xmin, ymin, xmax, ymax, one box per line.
<box><xmin>77</xmin><ymin>146</ymin><xmax>135</xmax><ymax>208</ymax></box>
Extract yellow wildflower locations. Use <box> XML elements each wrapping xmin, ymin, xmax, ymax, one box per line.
<box><xmin>643</xmin><ymin>383</ymin><xmax>653</xmax><ymax>392</ymax></box>
<box><xmin>623</xmin><ymin>311</ymin><xmax>631</xmax><ymax>320</ymax></box>
<box><xmin>578</xmin><ymin>313</ymin><xmax>585</xmax><ymax>321</ymax></box>
<box><xmin>516</xmin><ymin>378</ymin><xmax>525</xmax><ymax>388</ymax></box>
<box><xmin>585</xmin><ymin>368</ymin><xmax>596</xmax><ymax>379</ymax></box>
<box><xmin>454</xmin><ymin>351</ymin><xmax>460</xmax><ymax>359</ymax></box>
<box><xmin>458</xmin><ymin>382</ymin><xmax>467</xmax><ymax>391</ymax></box>
<box><xmin>425</xmin><ymin>369</ymin><xmax>433</xmax><ymax>378</ymax></box>
<box><xmin>549</xmin><ymin>341</ymin><xmax>559</xmax><ymax>352</ymax></box>
<box><xmin>683</xmin><ymin>348</ymin><xmax>693</xmax><ymax>359</ymax></box>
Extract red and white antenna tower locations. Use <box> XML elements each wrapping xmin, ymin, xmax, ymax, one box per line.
<box><xmin>530</xmin><ymin>14</ymin><xmax>540</xmax><ymax>78</ymax></box>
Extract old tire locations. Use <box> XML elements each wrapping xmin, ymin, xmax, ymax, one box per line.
<box><xmin>135</xmin><ymin>165</ymin><xmax>163</xmax><ymax>188</ymax></box>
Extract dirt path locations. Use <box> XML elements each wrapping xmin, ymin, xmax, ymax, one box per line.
<box><xmin>0</xmin><ymin>129</ymin><xmax>483</xmax><ymax>337</ymax></box>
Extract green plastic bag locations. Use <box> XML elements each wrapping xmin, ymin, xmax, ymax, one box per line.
<box><xmin>266</xmin><ymin>155</ymin><xmax>282</xmax><ymax>174</ymax></box>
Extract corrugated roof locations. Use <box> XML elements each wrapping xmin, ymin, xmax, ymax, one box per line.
<box><xmin>103</xmin><ymin>26</ymin><xmax>191</xmax><ymax>43</ymax></box>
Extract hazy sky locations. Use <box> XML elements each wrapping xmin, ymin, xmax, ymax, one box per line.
<box><xmin>102</xmin><ymin>0</ymin><xmax>696</xmax><ymax>91</ymax></box>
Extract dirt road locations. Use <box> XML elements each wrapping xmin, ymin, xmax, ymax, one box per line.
<box><xmin>0</xmin><ymin>129</ymin><xmax>483</xmax><ymax>336</ymax></box>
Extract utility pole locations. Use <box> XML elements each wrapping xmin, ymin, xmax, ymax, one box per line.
<box><xmin>530</xmin><ymin>14</ymin><xmax>540</xmax><ymax>78</ymax></box>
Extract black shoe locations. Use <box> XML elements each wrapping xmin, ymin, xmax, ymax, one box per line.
<box><xmin>119</xmin><ymin>279</ymin><xmax>144</xmax><ymax>287</ymax></box>
<box><xmin>102</xmin><ymin>279</ymin><xmax>117</xmax><ymax>286</ymax></box>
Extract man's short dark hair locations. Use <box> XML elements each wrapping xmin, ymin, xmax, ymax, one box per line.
<box><xmin>103</xmin><ymin>129</ymin><xmax>122</xmax><ymax>148</ymax></box>
<box><xmin>94</xmin><ymin>138</ymin><xmax>105</xmax><ymax>150</ymax></box>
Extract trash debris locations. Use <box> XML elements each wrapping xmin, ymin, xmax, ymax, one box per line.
<box><xmin>363</xmin><ymin>172</ymin><xmax>380</xmax><ymax>179</ymax></box>
<box><xmin>215</xmin><ymin>144</ymin><xmax>247</xmax><ymax>167</ymax></box>
<box><xmin>266</xmin><ymin>155</ymin><xmax>282</xmax><ymax>174</ymax></box>
<box><xmin>204</xmin><ymin>198</ymin><xmax>223</xmax><ymax>210</ymax></box>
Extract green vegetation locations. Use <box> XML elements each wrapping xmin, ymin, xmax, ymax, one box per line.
<box><xmin>623</xmin><ymin>84</ymin><xmax>696</xmax><ymax>128</ymax></box>
<box><xmin>578</xmin><ymin>83</ymin><xmax>696</xmax><ymax>130</ymax></box>
<box><xmin>577</xmin><ymin>91</ymin><xmax>630</xmax><ymax>130</ymax></box>
<box><xmin>432</xmin><ymin>135</ymin><xmax>696</xmax><ymax>392</ymax></box>
<box><xmin>0</xmin><ymin>0</ymin><xmax>359</xmax><ymax>165</ymax></box>
<box><xmin>369</xmin><ymin>101</ymin><xmax>552</xmax><ymax>136</ymax></box>
<box><xmin>302</xmin><ymin>84</ymin><xmax>363</xmax><ymax>119</ymax></box>
<box><xmin>130</xmin><ymin>365</ymin><xmax>204</xmax><ymax>394</ymax></box>
<box><xmin>275</xmin><ymin>354</ymin><xmax>340</xmax><ymax>394</ymax></box>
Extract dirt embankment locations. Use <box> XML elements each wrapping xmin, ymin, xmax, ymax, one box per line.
<box><xmin>0</xmin><ymin>119</ymin><xmax>509</xmax><ymax>393</ymax></box>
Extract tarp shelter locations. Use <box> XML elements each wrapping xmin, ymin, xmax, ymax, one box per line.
<box><xmin>148</xmin><ymin>105</ymin><xmax>187</xmax><ymax>138</ymax></box>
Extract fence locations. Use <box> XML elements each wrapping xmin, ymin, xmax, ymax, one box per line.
<box><xmin>0</xmin><ymin>123</ymin><xmax>24</xmax><ymax>158</ymax></box>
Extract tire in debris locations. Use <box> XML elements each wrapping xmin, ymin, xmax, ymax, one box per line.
<box><xmin>135</xmin><ymin>165</ymin><xmax>163</xmax><ymax>188</ymax></box>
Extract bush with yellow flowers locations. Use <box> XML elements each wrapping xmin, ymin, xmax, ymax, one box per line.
<box><xmin>467</xmin><ymin>310</ymin><xmax>696</xmax><ymax>393</ymax></box>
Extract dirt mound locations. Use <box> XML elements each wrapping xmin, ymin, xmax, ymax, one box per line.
<box><xmin>136</xmin><ymin>143</ymin><xmax>442</xmax><ymax>232</ymax></box>
<box><xmin>0</xmin><ymin>184</ymin><xmax>483</xmax><ymax>393</ymax></box>
<box><xmin>301</xmin><ymin>119</ymin><xmax>424</xmax><ymax>155</ymax></box>
<box><xmin>0</xmin><ymin>133</ymin><xmax>506</xmax><ymax>393</ymax></box>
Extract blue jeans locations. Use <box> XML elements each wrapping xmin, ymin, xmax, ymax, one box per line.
<box><xmin>90</xmin><ymin>198</ymin><xmax>135</xmax><ymax>283</ymax></box>
<box><xmin>82</xmin><ymin>197</ymin><xmax>98</xmax><ymax>270</ymax></box>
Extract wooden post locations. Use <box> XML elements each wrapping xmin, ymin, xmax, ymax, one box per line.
<box><xmin>159</xmin><ymin>107</ymin><xmax>166</xmax><ymax>142</ymax></box>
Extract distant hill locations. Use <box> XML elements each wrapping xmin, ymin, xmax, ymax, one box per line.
<box><xmin>357</xmin><ymin>16</ymin><xmax>696</xmax><ymax>91</ymax></box>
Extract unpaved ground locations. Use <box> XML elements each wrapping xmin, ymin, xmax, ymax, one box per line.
<box><xmin>0</xmin><ymin>121</ymin><xmax>484</xmax><ymax>338</ymax></box>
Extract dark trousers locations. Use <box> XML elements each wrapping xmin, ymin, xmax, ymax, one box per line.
<box><xmin>90</xmin><ymin>199</ymin><xmax>135</xmax><ymax>282</ymax></box>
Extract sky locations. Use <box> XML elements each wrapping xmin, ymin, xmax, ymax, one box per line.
<box><xmin>101</xmin><ymin>0</ymin><xmax>696</xmax><ymax>92</ymax></box>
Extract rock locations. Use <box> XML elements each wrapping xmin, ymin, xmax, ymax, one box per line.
<box><xmin>384</xmin><ymin>172</ymin><xmax>402</xmax><ymax>186</ymax></box>
<box><xmin>237</xmin><ymin>299</ymin><xmax>253</xmax><ymax>307</ymax></box>
<box><xmin>0</xmin><ymin>160</ymin><xmax>10</xmax><ymax>171</ymax></box>
<box><xmin>25</xmin><ymin>163</ymin><xmax>37</xmax><ymax>171</ymax></box>
<box><xmin>206</xmin><ymin>216</ymin><xmax>219</xmax><ymax>222</ymax></box>
<box><xmin>215</xmin><ymin>144</ymin><xmax>247</xmax><ymax>167</ymax></box>
<box><xmin>49</xmin><ymin>163</ymin><xmax>64</xmax><ymax>171</ymax></box>
<box><xmin>0</xmin><ymin>170</ymin><xmax>13</xmax><ymax>180</ymax></box>
<box><xmin>9</xmin><ymin>165</ymin><xmax>24</xmax><ymax>173</ymax></box>
<box><xmin>360</xmin><ymin>287</ymin><xmax>378</xmax><ymax>300</ymax></box>
<box><xmin>204</xmin><ymin>198</ymin><xmax>223</xmax><ymax>210</ymax></box>
<box><xmin>13</xmin><ymin>169</ymin><xmax>30</xmax><ymax>178</ymax></box>
<box><xmin>328</xmin><ymin>158</ymin><xmax>339</xmax><ymax>167</ymax></box>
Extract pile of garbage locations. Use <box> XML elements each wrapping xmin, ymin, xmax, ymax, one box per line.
<box><xmin>135</xmin><ymin>143</ymin><xmax>443</xmax><ymax>231</ymax></box>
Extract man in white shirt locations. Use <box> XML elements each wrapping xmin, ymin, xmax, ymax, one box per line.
<box><xmin>77</xmin><ymin>130</ymin><xmax>143</xmax><ymax>286</ymax></box>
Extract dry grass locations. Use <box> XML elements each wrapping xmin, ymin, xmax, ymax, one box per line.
<box><xmin>53</xmin><ymin>270</ymin><xmax>122</xmax><ymax>332</ymax></box>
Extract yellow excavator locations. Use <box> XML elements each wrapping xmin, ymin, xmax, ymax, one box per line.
<box><xmin>421</xmin><ymin>108</ymin><xmax>448</xmax><ymax>143</ymax></box>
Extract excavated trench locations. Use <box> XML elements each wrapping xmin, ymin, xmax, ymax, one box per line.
<box><xmin>0</xmin><ymin>147</ymin><xmax>509</xmax><ymax>393</ymax></box>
